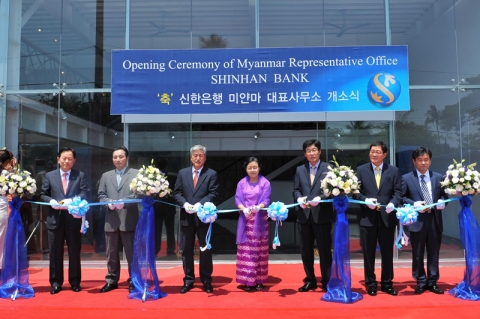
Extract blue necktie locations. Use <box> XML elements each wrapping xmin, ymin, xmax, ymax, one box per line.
<box><xmin>117</xmin><ymin>171</ymin><xmax>123</xmax><ymax>186</ymax></box>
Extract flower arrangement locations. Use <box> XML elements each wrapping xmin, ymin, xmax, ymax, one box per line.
<box><xmin>0</xmin><ymin>167</ymin><xmax>37</xmax><ymax>197</ymax></box>
<box><xmin>321</xmin><ymin>156</ymin><xmax>360</xmax><ymax>197</ymax></box>
<box><xmin>441</xmin><ymin>159</ymin><xmax>480</xmax><ymax>196</ymax></box>
<box><xmin>196</xmin><ymin>202</ymin><xmax>218</xmax><ymax>223</ymax></box>
<box><xmin>267</xmin><ymin>201</ymin><xmax>289</xmax><ymax>222</ymax></box>
<box><xmin>130</xmin><ymin>160</ymin><xmax>171</xmax><ymax>197</ymax></box>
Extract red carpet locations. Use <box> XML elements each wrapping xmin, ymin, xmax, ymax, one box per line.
<box><xmin>1</xmin><ymin>264</ymin><xmax>479</xmax><ymax>318</ymax></box>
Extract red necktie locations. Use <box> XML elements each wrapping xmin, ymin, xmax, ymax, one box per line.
<box><xmin>62</xmin><ymin>172</ymin><xmax>68</xmax><ymax>193</ymax></box>
<box><xmin>193</xmin><ymin>170</ymin><xmax>199</xmax><ymax>188</ymax></box>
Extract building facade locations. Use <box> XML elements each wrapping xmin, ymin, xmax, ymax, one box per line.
<box><xmin>1</xmin><ymin>0</ymin><xmax>479</xmax><ymax>262</ymax></box>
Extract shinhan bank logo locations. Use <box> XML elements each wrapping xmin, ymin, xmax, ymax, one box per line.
<box><xmin>367</xmin><ymin>72</ymin><xmax>401</xmax><ymax>107</ymax></box>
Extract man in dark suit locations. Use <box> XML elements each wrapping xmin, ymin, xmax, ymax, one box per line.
<box><xmin>174</xmin><ymin>145</ymin><xmax>219</xmax><ymax>294</ymax></box>
<box><xmin>98</xmin><ymin>146</ymin><xmax>139</xmax><ymax>293</ymax></box>
<box><xmin>402</xmin><ymin>147</ymin><xmax>447</xmax><ymax>295</ymax></box>
<box><xmin>40</xmin><ymin>147</ymin><xmax>90</xmax><ymax>294</ymax></box>
<box><xmin>293</xmin><ymin>139</ymin><xmax>335</xmax><ymax>292</ymax></box>
<box><xmin>353</xmin><ymin>141</ymin><xmax>402</xmax><ymax>296</ymax></box>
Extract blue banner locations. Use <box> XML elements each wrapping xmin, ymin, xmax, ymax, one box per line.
<box><xmin>111</xmin><ymin>46</ymin><xmax>409</xmax><ymax>114</ymax></box>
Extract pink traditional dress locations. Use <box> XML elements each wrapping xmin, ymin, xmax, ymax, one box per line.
<box><xmin>0</xmin><ymin>194</ymin><xmax>8</xmax><ymax>267</ymax></box>
<box><xmin>235</xmin><ymin>175</ymin><xmax>271</xmax><ymax>286</ymax></box>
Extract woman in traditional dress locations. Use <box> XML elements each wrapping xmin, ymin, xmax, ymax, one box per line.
<box><xmin>235</xmin><ymin>157</ymin><xmax>271</xmax><ymax>291</ymax></box>
<box><xmin>0</xmin><ymin>148</ymin><xmax>17</xmax><ymax>274</ymax></box>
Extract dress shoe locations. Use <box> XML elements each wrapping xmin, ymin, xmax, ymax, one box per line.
<box><xmin>367</xmin><ymin>286</ymin><xmax>377</xmax><ymax>296</ymax></box>
<box><xmin>255</xmin><ymin>284</ymin><xmax>264</xmax><ymax>291</ymax></box>
<box><xmin>50</xmin><ymin>285</ymin><xmax>62</xmax><ymax>294</ymax></box>
<box><xmin>100</xmin><ymin>283</ymin><xmax>118</xmax><ymax>293</ymax></box>
<box><xmin>204</xmin><ymin>283</ymin><xmax>213</xmax><ymax>293</ymax></box>
<box><xmin>414</xmin><ymin>285</ymin><xmax>426</xmax><ymax>294</ymax></box>
<box><xmin>298</xmin><ymin>283</ymin><xmax>317</xmax><ymax>292</ymax></box>
<box><xmin>72</xmin><ymin>286</ymin><xmax>82</xmax><ymax>292</ymax></box>
<box><xmin>180</xmin><ymin>284</ymin><xmax>193</xmax><ymax>294</ymax></box>
<box><xmin>381</xmin><ymin>287</ymin><xmax>398</xmax><ymax>296</ymax></box>
<box><xmin>426</xmin><ymin>285</ymin><xmax>444</xmax><ymax>294</ymax></box>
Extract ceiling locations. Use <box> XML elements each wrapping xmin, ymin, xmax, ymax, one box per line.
<box><xmin>13</xmin><ymin>0</ymin><xmax>448</xmax><ymax>88</ymax></box>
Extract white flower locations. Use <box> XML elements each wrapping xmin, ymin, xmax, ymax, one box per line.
<box><xmin>321</xmin><ymin>157</ymin><xmax>360</xmax><ymax>197</ymax></box>
<box><xmin>130</xmin><ymin>162</ymin><xmax>172</xmax><ymax>197</ymax></box>
<box><xmin>448</xmin><ymin>164</ymin><xmax>454</xmax><ymax>170</ymax></box>
<box><xmin>456</xmin><ymin>184</ymin><xmax>464</xmax><ymax>192</ymax></box>
<box><xmin>452</xmin><ymin>177</ymin><xmax>459</xmax><ymax>184</ymax></box>
<box><xmin>451</xmin><ymin>170</ymin><xmax>459</xmax><ymax>177</ymax></box>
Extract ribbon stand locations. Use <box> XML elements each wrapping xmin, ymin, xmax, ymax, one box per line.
<box><xmin>448</xmin><ymin>196</ymin><xmax>480</xmax><ymax>301</ymax></box>
<box><xmin>0</xmin><ymin>196</ymin><xmax>35</xmax><ymax>300</ymax></box>
<box><xmin>128</xmin><ymin>196</ymin><xmax>167</xmax><ymax>302</ymax></box>
<box><xmin>321</xmin><ymin>195</ymin><xmax>362</xmax><ymax>303</ymax></box>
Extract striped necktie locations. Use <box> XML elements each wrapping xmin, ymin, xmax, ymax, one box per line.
<box><xmin>420</xmin><ymin>175</ymin><xmax>432</xmax><ymax>205</ymax></box>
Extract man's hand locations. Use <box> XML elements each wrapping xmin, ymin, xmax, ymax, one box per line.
<box><xmin>386</xmin><ymin>203</ymin><xmax>395</xmax><ymax>214</ymax></box>
<box><xmin>108</xmin><ymin>202</ymin><xmax>115</xmax><ymax>210</ymax></box>
<box><xmin>297</xmin><ymin>196</ymin><xmax>308</xmax><ymax>209</ymax></box>
<box><xmin>413</xmin><ymin>201</ymin><xmax>424</xmax><ymax>208</ymax></box>
<box><xmin>308</xmin><ymin>196</ymin><xmax>321</xmax><ymax>207</ymax></box>
<box><xmin>193</xmin><ymin>203</ymin><xmax>201</xmax><ymax>212</ymax></box>
<box><xmin>61</xmin><ymin>198</ymin><xmax>72</xmax><ymax>206</ymax></box>
<box><xmin>183</xmin><ymin>202</ymin><xmax>194</xmax><ymax>214</ymax></box>
<box><xmin>436</xmin><ymin>199</ymin><xmax>445</xmax><ymax>210</ymax></box>
<box><xmin>50</xmin><ymin>199</ymin><xmax>61</xmax><ymax>210</ymax></box>
<box><xmin>114</xmin><ymin>203</ymin><xmax>124</xmax><ymax>210</ymax></box>
<box><xmin>365</xmin><ymin>198</ymin><xmax>377</xmax><ymax>210</ymax></box>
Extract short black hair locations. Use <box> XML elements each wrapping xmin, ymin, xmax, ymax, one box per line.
<box><xmin>302</xmin><ymin>139</ymin><xmax>321</xmax><ymax>153</ymax></box>
<box><xmin>58</xmin><ymin>147</ymin><xmax>76</xmax><ymax>158</ymax></box>
<box><xmin>113</xmin><ymin>146</ymin><xmax>129</xmax><ymax>157</ymax></box>
<box><xmin>412</xmin><ymin>147</ymin><xmax>432</xmax><ymax>160</ymax></box>
<box><xmin>244</xmin><ymin>157</ymin><xmax>261</xmax><ymax>169</ymax></box>
<box><xmin>369</xmin><ymin>141</ymin><xmax>388</xmax><ymax>153</ymax></box>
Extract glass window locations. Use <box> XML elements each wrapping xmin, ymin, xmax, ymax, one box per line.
<box><xmin>130</xmin><ymin>0</ymin><xmax>251</xmax><ymax>49</ymax></box>
<box><xmin>391</xmin><ymin>0</ymin><xmax>457</xmax><ymax>85</ymax></box>
<box><xmin>259</xmin><ymin>0</ymin><xmax>385</xmax><ymax>48</ymax></box>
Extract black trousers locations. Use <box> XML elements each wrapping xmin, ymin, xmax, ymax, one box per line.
<box><xmin>298</xmin><ymin>215</ymin><xmax>333</xmax><ymax>287</ymax></box>
<box><xmin>48</xmin><ymin>218</ymin><xmax>81</xmax><ymax>287</ymax></box>
<box><xmin>360</xmin><ymin>217</ymin><xmax>395</xmax><ymax>288</ymax></box>
<box><xmin>410</xmin><ymin>213</ymin><xmax>442</xmax><ymax>286</ymax></box>
<box><xmin>181</xmin><ymin>222</ymin><xmax>212</xmax><ymax>286</ymax></box>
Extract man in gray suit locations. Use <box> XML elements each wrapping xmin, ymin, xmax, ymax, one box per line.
<box><xmin>98</xmin><ymin>146</ymin><xmax>139</xmax><ymax>293</ymax></box>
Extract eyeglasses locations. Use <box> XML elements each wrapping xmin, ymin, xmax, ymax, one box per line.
<box><xmin>369</xmin><ymin>150</ymin><xmax>383</xmax><ymax>155</ymax></box>
<box><xmin>247</xmin><ymin>166</ymin><xmax>259</xmax><ymax>171</ymax></box>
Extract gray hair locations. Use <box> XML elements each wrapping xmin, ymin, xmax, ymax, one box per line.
<box><xmin>190</xmin><ymin>145</ymin><xmax>207</xmax><ymax>155</ymax></box>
